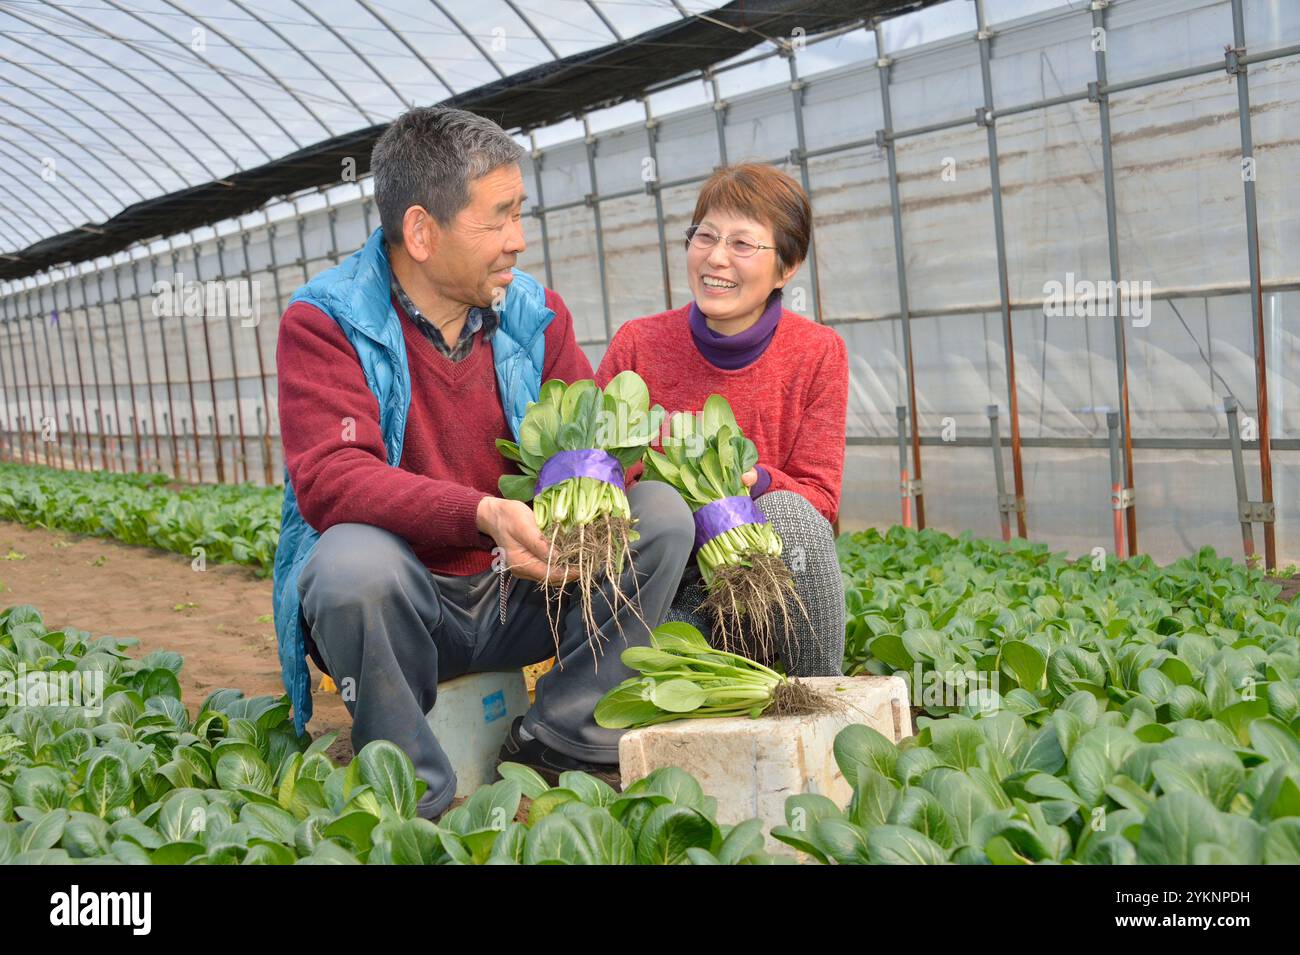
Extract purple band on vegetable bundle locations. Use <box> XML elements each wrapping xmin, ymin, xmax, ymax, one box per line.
<box><xmin>534</xmin><ymin>449</ymin><xmax>625</xmax><ymax>497</ymax></box>
<box><xmin>693</xmin><ymin>495</ymin><xmax>767</xmax><ymax>551</ymax></box>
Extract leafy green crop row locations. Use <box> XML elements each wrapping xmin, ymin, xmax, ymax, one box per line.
<box><xmin>0</xmin><ymin>463</ymin><xmax>280</xmax><ymax>575</ymax></box>
<box><xmin>0</xmin><ymin>604</ymin><xmax>785</xmax><ymax>864</ymax></box>
<box><xmin>807</xmin><ymin>527</ymin><xmax>1300</xmax><ymax>863</ymax></box>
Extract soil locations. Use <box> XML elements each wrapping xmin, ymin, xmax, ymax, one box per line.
<box><xmin>0</xmin><ymin>520</ymin><xmax>355</xmax><ymax>765</ymax></box>
<box><xmin>1275</xmin><ymin>575</ymin><xmax>1300</xmax><ymax>605</ymax></box>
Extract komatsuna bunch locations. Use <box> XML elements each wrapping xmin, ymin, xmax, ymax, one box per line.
<box><xmin>496</xmin><ymin>372</ymin><xmax>661</xmax><ymax>652</ymax></box>
<box><xmin>641</xmin><ymin>394</ymin><xmax>805</xmax><ymax>660</ymax></box>
<box><xmin>594</xmin><ymin>622</ymin><xmax>836</xmax><ymax>729</ymax></box>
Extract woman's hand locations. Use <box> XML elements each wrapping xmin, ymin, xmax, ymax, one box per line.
<box><xmin>741</xmin><ymin>468</ymin><xmax>758</xmax><ymax>489</ymax></box>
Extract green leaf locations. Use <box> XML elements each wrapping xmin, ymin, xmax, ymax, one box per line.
<box><xmin>866</xmin><ymin>824</ymin><xmax>949</xmax><ymax>864</ymax></box>
<box><xmin>215</xmin><ymin>749</ymin><xmax>273</xmax><ymax>795</ymax></box>
<box><xmin>603</xmin><ymin>371</ymin><xmax>650</xmax><ymax>418</ymax></box>
<box><xmin>648</xmin><ymin>679</ymin><xmax>708</xmax><ymax>714</ymax></box>
<box><xmin>700</xmin><ymin>394</ymin><xmax>737</xmax><ymax>440</ymax></box>
<box><xmin>833</xmin><ymin>723</ymin><xmax>899</xmax><ymax>785</ymax></box>
<box><xmin>1263</xmin><ymin>817</ymin><xmax>1300</xmax><ymax>863</ymax></box>
<box><xmin>323</xmin><ymin>811</ymin><xmax>379</xmax><ymax>853</ymax></box>
<box><xmin>82</xmin><ymin>754</ymin><xmax>132</xmax><ymax>817</ymax></box>
<box><xmin>1150</xmin><ymin>739</ymin><xmax>1245</xmax><ymax>811</ymax></box>
<box><xmin>498</xmin><ymin>474</ymin><xmax>536</xmax><ymax>502</ymax></box>
<box><xmin>356</xmin><ymin>740</ymin><xmax>417</xmax><ymax>818</ymax></box>
<box><xmin>496</xmin><ymin>761</ymin><xmax>550</xmax><ymax>800</ymax></box>
<box><xmin>929</xmin><ymin>718</ymin><xmax>985</xmax><ymax>771</ymax></box>
<box><xmin>1135</xmin><ymin>791</ymin><xmax>1228</xmax><ymax>864</ymax></box>
<box><xmin>1001</xmin><ymin>641</ymin><xmax>1046</xmax><ymax>691</ymax></box>
<box><xmin>635</xmin><ymin>804</ymin><xmax>718</xmax><ymax>865</ymax></box>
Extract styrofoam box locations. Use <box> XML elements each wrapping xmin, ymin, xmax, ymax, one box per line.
<box><xmin>618</xmin><ymin>675</ymin><xmax>913</xmax><ymax>840</ymax></box>
<box><xmin>425</xmin><ymin>671</ymin><xmax>530</xmax><ymax>796</ymax></box>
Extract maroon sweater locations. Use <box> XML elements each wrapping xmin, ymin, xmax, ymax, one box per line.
<box><xmin>596</xmin><ymin>306</ymin><xmax>848</xmax><ymax>523</ymax></box>
<box><xmin>277</xmin><ymin>289</ymin><xmax>593</xmax><ymax>576</ymax></box>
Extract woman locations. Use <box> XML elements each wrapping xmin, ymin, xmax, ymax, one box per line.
<box><xmin>596</xmin><ymin>163</ymin><xmax>848</xmax><ymax>676</ymax></box>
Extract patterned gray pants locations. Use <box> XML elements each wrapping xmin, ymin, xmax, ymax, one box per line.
<box><xmin>665</xmin><ymin>490</ymin><xmax>845</xmax><ymax>677</ymax></box>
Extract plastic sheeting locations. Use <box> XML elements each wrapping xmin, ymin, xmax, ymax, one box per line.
<box><xmin>2</xmin><ymin>0</ymin><xmax>1299</xmax><ymax>564</ymax></box>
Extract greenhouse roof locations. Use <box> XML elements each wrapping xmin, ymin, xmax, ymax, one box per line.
<box><xmin>0</xmin><ymin>0</ymin><xmax>940</xmax><ymax>278</ymax></box>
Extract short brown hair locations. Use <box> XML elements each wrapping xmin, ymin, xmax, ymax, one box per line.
<box><xmin>689</xmin><ymin>163</ymin><xmax>811</xmax><ymax>273</ymax></box>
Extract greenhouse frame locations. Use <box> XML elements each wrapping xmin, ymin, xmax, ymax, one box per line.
<box><xmin>0</xmin><ymin>0</ymin><xmax>1297</xmax><ymax>566</ymax></box>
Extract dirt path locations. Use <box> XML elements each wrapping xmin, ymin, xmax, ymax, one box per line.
<box><xmin>0</xmin><ymin>520</ymin><xmax>354</xmax><ymax>764</ymax></box>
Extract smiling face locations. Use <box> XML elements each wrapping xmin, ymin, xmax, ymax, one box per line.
<box><xmin>687</xmin><ymin>208</ymin><xmax>797</xmax><ymax>334</ymax></box>
<box><xmin>402</xmin><ymin>164</ymin><xmax>528</xmax><ymax>310</ymax></box>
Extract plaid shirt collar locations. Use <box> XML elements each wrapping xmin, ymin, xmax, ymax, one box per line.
<box><xmin>390</xmin><ymin>270</ymin><xmax>499</xmax><ymax>363</ymax></box>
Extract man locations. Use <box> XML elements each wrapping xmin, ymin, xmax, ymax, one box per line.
<box><xmin>272</xmin><ymin>106</ymin><xmax>694</xmax><ymax>820</ymax></box>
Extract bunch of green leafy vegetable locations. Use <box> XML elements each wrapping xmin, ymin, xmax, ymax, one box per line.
<box><xmin>496</xmin><ymin>372</ymin><xmax>661</xmax><ymax>647</ymax></box>
<box><xmin>0</xmin><ymin>462</ymin><xmax>280</xmax><ymax>575</ymax></box>
<box><xmin>594</xmin><ymin>622</ymin><xmax>833</xmax><ymax>729</ymax></box>
<box><xmin>641</xmin><ymin>394</ymin><xmax>798</xmax><ymax>658</ymax></box>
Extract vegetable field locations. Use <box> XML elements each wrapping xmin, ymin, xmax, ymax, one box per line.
<box><xmin>2</xmin><ymin>469</ymin><xmax>1297</xmax><ymax>863</ymax></box>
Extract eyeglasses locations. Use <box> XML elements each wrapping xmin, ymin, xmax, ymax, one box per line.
<box><xmin>685</xmin><ymin>224</ymin><xmax>776</xmax><ymax>258</ymax></box>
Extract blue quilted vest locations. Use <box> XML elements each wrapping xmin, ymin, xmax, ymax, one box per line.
<box><xmin>272</xmin><ymin>226</ymin><xmax>555</xmax><ymax>734</ymax></box>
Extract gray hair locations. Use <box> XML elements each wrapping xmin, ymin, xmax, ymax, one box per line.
<box><xmin>371</xmin><ymin>106</ymin><xmax>525</xmax><ymax>243</ymax></box>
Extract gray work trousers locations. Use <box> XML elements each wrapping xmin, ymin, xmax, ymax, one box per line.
<box><xmin>298</xmin><ymin>481</ymin><xmax>694</xmax><ymax>819</ymax></box>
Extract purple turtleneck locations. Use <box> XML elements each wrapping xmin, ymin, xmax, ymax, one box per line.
<box><xmin>688</xmin><ymin>288</ymin><xmax>783</xmax><ymax>371</ymax></box>
<box><xmin>687</xmin><ymin>288</ymin><xmax>783</xmax><ymax>497</ymax></box>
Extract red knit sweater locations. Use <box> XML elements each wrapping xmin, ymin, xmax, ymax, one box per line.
<box><xmin>595</xmin><ymin>306</ymin><xmax>848</xmax><ymax>522</ymax></box>
<box><xmin>277</xmin><ymin>289</ymin><xmax>593</xmax><ymax>576</ymax></box>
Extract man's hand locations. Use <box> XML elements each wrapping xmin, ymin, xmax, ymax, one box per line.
<box><xmin>476</xmin><ymin>497</ymin><xmax>579</xmax><ymax>584</ymax></box>
<box><xmin>741</xmin><ymin>467</ymin><xmax>758</xmax><ymax>489</ymax></box>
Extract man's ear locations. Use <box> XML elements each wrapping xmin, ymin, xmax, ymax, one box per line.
<box><xmin>401</xmin><ymin>206</ymin><xmax>437</xmax><ymax>264</ymax></box>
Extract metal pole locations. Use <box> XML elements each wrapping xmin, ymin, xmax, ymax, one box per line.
<box><xmin>987</xmin><ymin>404</ymin><xmax>1011</xmax><ymax>542</ymax></box>
<box><xmin>1092</xmin><ymin>0</ymin><xmax>1138</xmax><ymax>555</ymax></box>
<box><xmin>34</xmin><ymin>284</ymin><xmax>65</xmax><ymax>468</ymax></box>
<box><xmin>169</xmin><ymin>248</ymin><xmax>204</xmax><ymax>483</ymax></box>
<box><xmin>0</xmin><ymin>293</ymin><xmax>23</xmax><ymax>463</ymax></box>
<box><xmin>216</xmin><ymin>237</ymin><xmax>250</xmax><ymax>483</ymax></box>
<box><xmin>15</xmin><ymin>290</ymin><xmax>46</xmax><ymax>465</ymax></box>
<box><xmin>148</xmin><ymin>256</ymin><xmax>182</xmax><ymax>479</ymax></box>
<box><xmin>63</xmin><ymin>277</ymin><xmax>97</xmax><ymax>471</ymax></box>
<box><xmin>0</xmin><ymin>292</ymin><xmax>14</xmax><ymax>461</ymax></box>
<box><xmin>975</xmin><ymin>0</ymin><xmax>1027</xmax><ymax>536</ymax></box>
<box><xmin>240</xmin><ymin>228</ymin><xmax>274</xmax><ymax>485</ymax></box>
<box><xmin>128</xmin><ymin>261</ymin><xmax>163</xmax><ymax>470</ymax></box>
<box><xmin>190</xmin><ymin>244</ymin><xmax>225</xmax><ymax>483</ymax></box>
<box><xmin>581</xmin><ymin>116</ymin><xmax>614</xmax><ymax>343</ymax></box>
<box><xmin>642</xmin><ymin>99</ymin><xmax>674</xmax><ymax>310</ymax></box>
<box><xmin>92</xmin><ymin>271</ymin><xmax>127</xmax><ymax>472</ymax></box>
<box><xmin>265</xmin><ymin>217</ymin><xmax>290</xmax><ymax>483</ymax></box>
<box><xmin>876</xmin><ymin>20</ymin><xmax>925</xmax><ymax>529</ymax></box>
<box><xmin>527</xmin><ymin>133</ymin><xmax>555</xmax><ymax>290</ymax></box>
<box><xmin>783</xmin><ymin>42</ymin><xmax>823</xmax><ymax>323</ymax></box>
<box><xmin>108</xmin><ymin>262</ymin><xmax>143</xmax><ymax>472</ymax></box>
<box><xmin>29</xmin><ymin>291</ymin><xmax>53</xmax><ymax>464</ymax></box>
<box><xmin>1229</xmin><ymin>0</ymin><xmax>1275</xmax><ymax>569</ymax></box>
<box><xmin>708</xmin><ymin>71</ymin><xmax>729</xmax><ymax>165</ymax></box>
<box><xmin>50</xmin><ymin>277</ymin><xmax>83</xmax><ymax>472</ymax></box>
<box><xmin>896</xmin><ymin>404</ymin><xmax>912</xmax><ymax>528</ymax></box>
<box><xmin>1107</xmin><ymin>411</ymin><xmax>1126</xmax><ymax>559</ymax></box>
<box><xmin>179</xmin><ymin>414</ymin><xmax>194</xmax><ymax>482</ymax></box>
<box><xmin>1223</xmin><ymin>396</ymin><xmax>1254</xmax><ymax>560</ymax></box>
<box><xmin>326</xmin><ymin>206</ymin><xmax>341</xmax><ymax>265</ymax></box>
